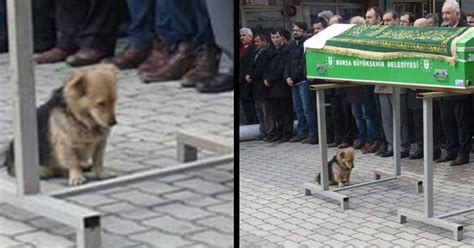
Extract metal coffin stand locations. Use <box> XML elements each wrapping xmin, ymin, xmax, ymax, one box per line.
<box><xmin>0</xmin><ymin>1</ymin><xmax>233</xmax><ymax>247</ymax></box>
<box><xmin>397</xmin><ymin>92</ymin><xmax>474</xmax><ymax>241</ymax></box>
<box><xmin>304</xmin><ymin>83</ymin><xmax>423</xmax><ymax>210</ymax></box>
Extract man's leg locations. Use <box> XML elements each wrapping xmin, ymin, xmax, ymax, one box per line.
<box><xmin>108</xmin><ymin>0</ymin><xmax>154</xmax><ymax>69</ymax></box>
<box><xmin>436</xmin><ymin>101</ymin><xmax>459</xmax><ymax>162</ymax></box>
<box><xmin>299</xmin><ymin>81</ymin><xmax>317</xmax><ymax>144</ymax></box>
<box><xmin>196</xmin><ymin>0</ymin><xmax>234</xmax><ymax>93</ymax></box>
<box><xmin>290</xmin><ymin>84</ymin><xmax>308</xmax><ymax>142</ymax></box>
<box><xmin>66</xmin><ymin>0</ymin><xmax>121</xmax><ymax>67</ymax></box>
<box><xmin>452</xmin><ymin>99</ymin><xmax>472</xmax><ymax>165</ymax></box>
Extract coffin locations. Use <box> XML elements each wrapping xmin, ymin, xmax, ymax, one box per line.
<box><xmin>304</xmin><ymin>24</ymin><xmax>474</xmax><ymax>91</ymax></box>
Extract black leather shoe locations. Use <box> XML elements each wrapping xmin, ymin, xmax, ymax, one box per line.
<box><xmin>380</xmin><ymin>150</ymin><xmax>394</xmax><ymax>157</ymax></box>
<box><xmin>401</xmin><ymin>151</ymin><xmax>409</xmax><ymax>158</ymax></box>
<box><xmin>435</xmin><ymin>154</ymin><xmax>457</xmax><ymax>163</ymax></box>
<box><xmin>450</xmin><ymin>157</ymin><xmax>469</xmax><ymax>166</ymax></box>
<box><xmin>266</xmin><ymin>136</ymin><xmax>280</xmax><ymax>142</ymax></box>
<box><xmin>279</xmin><ymin>136</ymin><xmax>291</xmax><ymax>143</ymax></box>
<box><xmin>196</xmin><ymin>73</ymin><xmax>233</xmax><ymax>93</ymax></box>
<box><xmin>409</xmin><ymin>148</ymin><xmax>423</xmax><ymax>160</ymax></box>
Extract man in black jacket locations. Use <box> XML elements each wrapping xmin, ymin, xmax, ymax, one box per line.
<box><xmin>286</xmin><ymin>22</ymin><xmax>317</xmax><ymax>144</ymax></box>
<box><xmin>245</xmin><ymin>33</ymin><xmax>272</xmax><ymax>140</ymax></box>
<box><xmin>435</xmin><ymin>1</ymin><xmax>472</xmax><ymax>166</ymax></box>
<box><xmin>264</xmin><ymin>28</ymin><xmax>292</xmax><ymax>142</ymax></box>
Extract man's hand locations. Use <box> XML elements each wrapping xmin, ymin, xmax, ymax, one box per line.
<box><xmin>286</xmin><ymin>77</ymin><xmax>294</xmax><ymax>87</ymax></box>
<box><xmin>245</xmin><ymin>75</ymin><xmax>252</xmax><ymax>83</ymax></box>
<box><xmin>264</xmin><ymin>79</ymin><xmax>270</xmax><ymax>87</ymax></box>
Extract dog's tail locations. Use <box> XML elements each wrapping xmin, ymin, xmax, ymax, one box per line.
<box><xmin>0</xmin><ymin>141</ymin><xmax>15</xmax><ymax>176</ymax></box>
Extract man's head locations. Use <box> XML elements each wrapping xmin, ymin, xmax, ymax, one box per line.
<box><xmin>311</xmin><ymin>17</ymin><xmax>327</xmax><ymax>34</ymax></box>
<box><xmin>425</xmin><ymin>13</ymin><xmax>440</xmax><ymax>27</ymax></box>
<box><xmin>366</xmin><ymin>7</ymin><xmax>382</xmax><ymax>25</ymax></box>
<box><xmin>350</xmin><ymin>16</ymin><xmax>366</xmax><ymax>25</ymax></box>
<box><xmin>467</xmin><ymin>12</ymin><xmax>474</xmax><ymax>27</ymax></box>
<box><xmin>414</xmin><ymin>18</ymin><xmax>429</xmax><ymax>27</ymax></box>
<box><xmin>271</xmin><ymin>28</ymin><xmax>285</xmax><ymax>48</ymax></box>
<box><xmin>292</xmin><ymin>22</ymin><xmax>308</xmax><ymax>40</ymax></box>
<box><xmin>442</xmin><ymin>1</ymin><xmax>461</xmax><ymax>27</ymax></box>
<box><xmin>383</xmin><ymin>10</ymin><xmax>399</xmax><ymax>26</ymax></box>
<box><xmin>328</xmin><ymin>15</ymin><xmax>344</xmax><ymax>25</ymax></box>
<box><xmin>281</xmin><ymin>29</ymin><xmax>292</xmax><ymax>44</ymax></box>
<box><xmin>240</xmin><ymin>27</ymin><xmax>253</xmax><ymax>45</ymax></box>
<box><xmin>318</xmin><ymin>10</ymin><xmax>334</xmax><ymax>22</ymax></box>
<box><xmin>400</xmin><ymin>12</ymin><xmax>415</xmax><ymax>26</ymax></box>
<box><xmin>254</xmin><ymin>33</ymin><xmax>268</xmax><ymax>50</ymax></box>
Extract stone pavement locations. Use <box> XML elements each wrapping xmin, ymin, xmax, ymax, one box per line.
<box><xmin>240</xmin><ymin>140</ymin><xmax>474</xmax><ymax>247</ymax></box>
<box><xmin>0</xmin><ymin>54</ymin><xmax>234</xmax><ymax>247</ymax></box>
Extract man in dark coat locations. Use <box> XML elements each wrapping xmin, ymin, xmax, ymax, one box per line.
<box><xmin>239</xmin><ymin>27</ymin><xmax>258</xmax><ymax>125</ymax></box>
<box><xmin>285</xmin><ymin>22</ymin><xmax>318</xmax><ymax>145</ymax></box>
<box><xmin>245</xmin><ymin>33</ymin><xmax>272</xmax><ymax>140</ymax></box>
<box><xmin>263</xmin><ymin>28</ymin><xmax>292</xmax><ymax>142</ymax></box>
<box><xmin>435</xmin><ymin>1</ymin><xmax>472</xmax><ymax>166</ymax></box>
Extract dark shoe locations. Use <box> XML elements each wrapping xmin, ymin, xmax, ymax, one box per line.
<box><xmin>138</xmin><ymin>43</ymin><xmax>171</xmax><ymax>74</ymax></box>
<box><xmin>401</xmin><ymin>151</ymin><xmax>409</xmax><ymax>158</ymax></box>
<box><xmin>105</xmin><ymin>47</ymin><xmax>150</xmax><ymax>69</ymax></box>
<box><xmin>181</xmin><ymin>43</ymin><xmax>220</xmax><ymax>87</ymax></box>
<box><xmin>327</xmin><ymin>142</ymin><xmax>339</xmax><ymax>148</ymax></box>
<box><xmin>266</xmin><ymin>136</ymin><xmax>280</xmax><ymax>142</ymax></box>
<box><xmin>374</xmin><ymin>142</ymin><xmax>386</xmax><ymax>155</ymax></box>
<box><xmin>141</xmin><ymin>42</ymin><xmax>195</xmax><ymax>83</ymax></box>
<box><xmin>361</xmin><ymin>141</ymin><xmax>373</xmax><ymax>154</ymax></box>
<box><xmin>338</xmin><ymin>142</ymin><xmax>351</xmax><ymax>149</ymax></box>
<box><xmin>450</xmin><ymin>157</ymin><xmax>469</xmax><ymax>166</ymax></box>
<box><xmin>434</xmin><ymin>154</ymin><xmax>457</xmax><ymax>163</ymax></box>
<box><xmin>256</xmin><ymin>134</ymin><xmax>266</xmax><ymax>141</ymax></box>
<box><xmin>34</xmin><ymin>47</ymin><xmax>71</xmax><ymax>64</ymax></box>
<box><xmin>409</xmin><ymin>148</ymin><xmax>423</xmax><ymax>160</ymax></box>
<box><xmin>380</xmin><ymin>150</ymin><xmax>394</xmax><ymax>157</ymax></box>
<box><xmin>196</xmin><ymin>74</ymin><xmax>234</xmax><ymax>93</ymax></box>
<box><xmin>289</xmin><ymin>134</ymin><xmax>307</xmax><ymax>143</ymax></box>
<box><xmin>302</xmin><ymin>135</ymin><xmax>318</xmax><ymax>144</ymax></box>
<box><xmin>279</xmin><ymin>136</ymin><xmax>291</xmax><ymax>143</ymax></box>
<box><xmin>353</xmin><ymin>141</ymin><xmax>365</xmax><ymax>149</ymax></box>
<box><xmin>433</xmin><ymin>149</ymin><xmax>441</xmax><ymax>161</ymax></box>
<box><xmin>66</xmin><ymin>49</ymin><xmax>106</xmax><ymax>67</ymax></box>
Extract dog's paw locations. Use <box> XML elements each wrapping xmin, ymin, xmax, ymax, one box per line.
<box><xmin>69</xmin><ymin>171</ymin><xmax>86</xmax><ymax>186</ymax></box>
<box><xmin>338</xmin><ymin>182</ymin><xmax>344</xmax><ymax>187</ymax></box>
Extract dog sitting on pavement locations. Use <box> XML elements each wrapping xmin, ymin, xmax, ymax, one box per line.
<box><xmin>1</xmin><ymin>64</ymin><xmax>118</xmax><ymax>186</ymax></box>
<box><xmin>315</xmin><ymin>148</ymin><xmax>355</xmax><ymax>187</ymax></box>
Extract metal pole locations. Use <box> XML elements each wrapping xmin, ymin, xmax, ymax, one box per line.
<box><xmin>316</xmin><ymin>90</ymin><xmax>329</xmax><ymax>190</ymax></box>
<box><xmin>423</xmin><ymin>97</ymin><xmax>434</xmax><ymax>218</ymax></box>
<box><xmin>7</xmin><ymin>0</ymin><xmax>40</xmax><ymax>195</ymax></box>
<box><xmin>392</xmin><ymin>87</ymin><xmax>401</xmax><ymax>176</ymax></box>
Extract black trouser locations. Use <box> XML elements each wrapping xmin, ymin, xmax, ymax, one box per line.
<box><xmin>439</xmin><ymin>99</ymin><xmax>472</xmax><ymax>160</ymax></box>
<box><xmin>241</xmin><ymin>99</ymin><xmax>259</xmax><ymax>125</ymax></box>
<box><xmin>55</xmin><ymin>0</ymin><xmax>121</xmax><ymax>55</ymax></box>
<box><xmin>410</xmin><ymin>109</ymin><xmax>423</xmax><ymax>149</ymax></box>
<box><xmin>267</xmin><ymin>97</ymin><xmax>293</xmax><ymax>138</ymax></box>
<box><xmin>0</xmin><ymin>0</ymin><xmax>56</xmax><ymax>53</ymax></box>
<box><xmin>330</xmin><ymin>94</ymin><xmax>356</xmax><ymax>144</ymax></box>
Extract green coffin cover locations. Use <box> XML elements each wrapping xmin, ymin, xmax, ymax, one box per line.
<box><xmin>326</xmin><ymin>25</ymin><xmax>469</xmax><ymax>57</ymax></box>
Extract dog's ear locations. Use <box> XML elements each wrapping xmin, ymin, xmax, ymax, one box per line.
<box><xmin>67</xmin><ymin>70</ymin><xmax>87</xmax><ymax>97</ymax></box>
<box><xmin>338</xmin><ymin>149</ymin><xmax>344</xmax><ymax>158</ymax></box>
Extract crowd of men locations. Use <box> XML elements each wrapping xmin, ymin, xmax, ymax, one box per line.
<box><xmin>240</xmin><ymin>0</ymin><xmax>474</xmax><ymax>166</ymax></box>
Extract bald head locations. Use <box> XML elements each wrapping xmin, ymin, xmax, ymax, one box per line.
<box><xmin>414</xmin><ymin>18</ymin><xmax>429</xmax><ymax>27</ymax></box>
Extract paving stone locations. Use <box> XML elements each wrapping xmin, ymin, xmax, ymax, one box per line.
<box><xmin>132</xmin><ymin>181</ymin><xmax>182</xmax><ymax>195</ymax></box>
<box><xmin>15</xmin><ymin>231</ymin><xmax>74</xmax><ymax>248</ymax></box>
<box><xmin>67</xmin><ymin>193</ymin><xmax>117</xmax><ymax>207</ymax></box>
<box><xmin>0</xmin><ymin>204</ymin><xmax>37</xmax><ymax>221</ymax></box>
<box><xmin>195</xmin><ymin>215</ymin><xmax>233</xmax><ymax>234</ymax></box>
<box><xmin>0</xmin><ymin>217</ymin><xmax>35</xmax><ymax>235</ymax></box>
<box><xmin>142</xmin><ymin>215</ymin><xmax>206</xmax><ymax>235</ymax></box>
<box><xmin>206</xmin><ymin>202</ymin><xmax>233</xmax><ymax>217</ymax></box>
<box><xmin>130</xmin><ymin>230</ymin><xmax>193</xmax><ymax>247</ymax></box>
<box><xmin>111</xmin><ymin>189</ymin><xmax>170</xmax><ymax>207</ymax></box>
<box><xmin>102</xmin><ymin>216</ymin><xmax>149</xmax><ymax>235</ymax></box>
<box><xmin>162</xmin><ymin>190</ymin><xmax>223</xmax><ymax>207</ymax></box>
<box><xmin>188</xmin><ymin>230</ymin><xmax>233</xmax><ymax>247</ymax></box>
<box><xmin>152</xmin><ymin>203</ymin><xmax>215</xmax><ymax>221</ymax></box>
<box><xmin>174</xmin><ymin>178</ymin><xmax>231</xmax><ymax>195</ymax></box>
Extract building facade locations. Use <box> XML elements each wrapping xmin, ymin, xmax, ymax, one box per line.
<box><xmin>239</xmin><ymin>0</ymin><xmax>474</xmax><ymax>30</ymax></box>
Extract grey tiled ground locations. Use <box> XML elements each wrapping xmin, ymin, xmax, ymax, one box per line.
<box><xmin>0</xmin><ymin>54</ymin><xmax>234</xmax><ymax>247</ymax></box>
<box><xmin>240</xmin><ymin>140</ymin><xmax>474</xmax><ymax>247</ymax></box>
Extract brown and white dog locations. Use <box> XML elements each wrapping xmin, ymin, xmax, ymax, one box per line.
<box><xmin>1</xmin><ymin>64</ymin><xmax>118</xmax><ymax>186</ymax></box>
<box><xmin>316</xmin><ymin>148</ymin><xmax>355</xmax><ymax>187</ymax></box>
